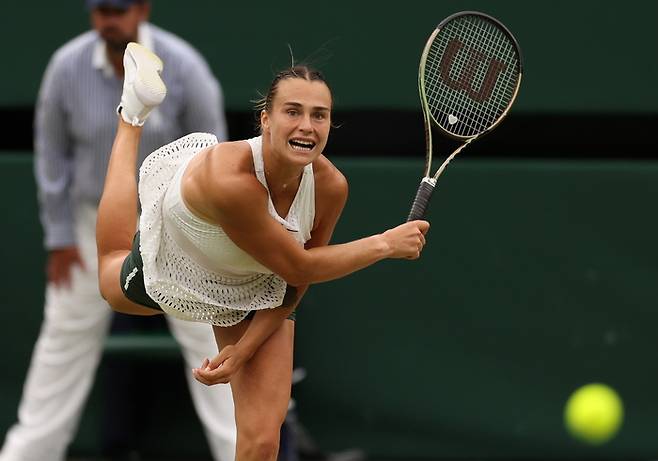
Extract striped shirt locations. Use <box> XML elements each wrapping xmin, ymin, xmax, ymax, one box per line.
<box><xmin>34</xmin><ymin>23</ymin><xmax>228</xmax><ymax>249</ymax></box>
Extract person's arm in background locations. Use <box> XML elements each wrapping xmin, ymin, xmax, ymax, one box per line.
<box><xmin>180</xmin><ymin>48</ymin><xmax>228</xmax><ymax>141</ymax></box>
<box><xmin>34</xmin><ymin>53</ymin><xmax>83</xmax><ymax>288</ymax></box>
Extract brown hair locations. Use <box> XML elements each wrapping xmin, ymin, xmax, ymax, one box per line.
<box><xmin>254</xmin><ymin>66</ymin><xmax>332</xmax><ymax>131</ymax></box>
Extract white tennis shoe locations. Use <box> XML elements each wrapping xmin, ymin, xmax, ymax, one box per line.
<box><xmin>117</xmin><ymin>42</ymin><xmax>167</xmax><ymax>126</ymax></box>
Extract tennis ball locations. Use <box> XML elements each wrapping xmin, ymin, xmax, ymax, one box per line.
<box><xmin>564</xmin><ymin>383</ymin><xmax>624</xmax><ymax>445</ymax></box>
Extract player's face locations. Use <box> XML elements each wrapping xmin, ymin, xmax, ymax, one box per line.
<box><xmin>90</xmin><ymin>4</ymin><xmax>149</xmax><ymax>52</ymax></box>
<box><xmin>261</xmin><ymin>78</ymin><xmax>332</xmax><ymax>167</ymax></box>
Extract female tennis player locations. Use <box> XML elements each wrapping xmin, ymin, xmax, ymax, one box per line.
<box><xmin>96</xmin><ymin>43</ymin><xmax>429</xmax><ymax>461</ymax></box>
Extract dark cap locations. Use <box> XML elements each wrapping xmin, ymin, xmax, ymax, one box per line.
<box><xmin>86</xmin><ymin>0</ymin><xmax>144</xmax><ymax>10</ymax></box>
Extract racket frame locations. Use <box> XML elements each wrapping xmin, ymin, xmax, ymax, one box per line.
<box><xmin>408</xmin><ymin>11</ymin><xmax>523</xmax><ymax>221</ymax></box>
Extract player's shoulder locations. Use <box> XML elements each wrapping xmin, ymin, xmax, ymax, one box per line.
<box><xmin>202</xmin><ymin>140</ymin><xmax>261</xmax><ymax>191</ymax></box>
<box><xmin>206</xmin><ymin>142</ymin><xmax>268</xmax><ymax>214</ymax></box>
<box><xmin>208</xmin><ymin>139</ymin><xmax>253</xmax><ymax>169</ymax></box>
<box><xmin>313</xmin><ymin>155</ymin><xmax>348</xmax><ymax>200</ymax></box>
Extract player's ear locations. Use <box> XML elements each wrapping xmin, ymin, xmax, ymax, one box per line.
<box><xmin>260</xmin><ymin>110</ymin><xmax>270</xmax><ymax>132</ymax></box>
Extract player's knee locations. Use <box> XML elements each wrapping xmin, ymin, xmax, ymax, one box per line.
<box><xmin>97</xmin><ymin>263</ymin><xmax>110</xmax><ymax>297</ymax></box>
<box><xmin>239</xmin><ymin>430</ymin><xmax>280</xmax><ymax>461</ymax></box>
<box><xmin>98</xmin><ymin>277</ymin><xmax>119</xmax><ymax>309</ymax></box>
<box><xmin>238</xmin><ymin>411</ymin><xmax>287</xmax><ymax>460</ymax></box>
<box><xmin>97</xmin><ymin>262</ymin><xmax>122</xmax><ymax>310</ymax></box>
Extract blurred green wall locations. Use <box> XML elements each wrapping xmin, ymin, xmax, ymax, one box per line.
<box><xmin>3</xmin><ymin>0</ymin><xmax>657</xmax><ymax>112</ymax></box>
<box><xmin>1</xmin><ymin>155</ymin><xmax>658</xmax><ymax>458</ymax></box>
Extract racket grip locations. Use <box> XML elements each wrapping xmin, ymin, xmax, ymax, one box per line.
<box><xmin>407</xmin><ymin>178</ymin><xmax>436</xmax><ymax>221</ymax></box>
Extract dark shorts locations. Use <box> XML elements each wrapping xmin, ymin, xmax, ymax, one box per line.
<box><xmin>120</xmin><ymin>232</ymin><xmax>162</xmax><ymax>311</ymax></box>
<box><xmin>245</xmin><ymin>309</ymin><xmax>296</xmax><ymax>322</ymax></box>
<box><xmin>120</xmin><ymin>232</ymin><xmax>296</xmax><ymax>321</ymax></box>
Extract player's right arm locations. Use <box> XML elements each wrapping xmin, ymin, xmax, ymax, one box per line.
<box><xmin>186</xmin><ymin>143</ymin><xmax>429</xmax><ymax>287</ymax></box>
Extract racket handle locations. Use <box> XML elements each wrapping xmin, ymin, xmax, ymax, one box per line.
<box><xmin>407</xmin><ymin>178</ymin><xmax>436</xmax><ymax>221</ymax></box>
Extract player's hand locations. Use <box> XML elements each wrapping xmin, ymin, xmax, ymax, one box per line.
<box><xmin>382</xmin><ymin>220</ymin><xmax>430</xmax><ymax>260</ymax></box>
<box><xmin>47</xmin><ymin>246</ymin><xmax>85</xmax><ymax>288</ymax></box>
<box><xmin>192</xmin><ymin>344</ymin><xmax>250</xmax><ymax>385</ymax></box>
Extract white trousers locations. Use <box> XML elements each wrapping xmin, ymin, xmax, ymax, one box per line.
<box><xmin>0</xmin><ymin>206</ymin><xmax>236</xmax><ymax>461</ymax></box>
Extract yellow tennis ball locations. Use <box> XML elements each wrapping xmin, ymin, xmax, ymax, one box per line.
<box><xmin>564</xmin><ymin>383</ymin><xmax>624</xmax><ymax>445</ymax></box>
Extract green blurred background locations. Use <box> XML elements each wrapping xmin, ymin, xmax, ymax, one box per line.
<box><xmin>0</xmin><ymin>0</ymin><xmax>657</xmax><ymax>459</ymax></box>
<box><xmin>3</xmin><ymin>0</ymin><xmax>657</xmax><ymax>112</ymax></box>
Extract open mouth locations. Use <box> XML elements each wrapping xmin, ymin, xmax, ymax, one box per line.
<box><xmin>289</xmin><ymin>139</ymin><xmax>316</xmax><ymax>152</ymax></box>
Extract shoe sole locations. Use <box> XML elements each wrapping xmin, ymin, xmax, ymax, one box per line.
<box><xmin>126</xmin><ymin>42</ymin><xmax>167</xmax><ymax>106</ymax></box>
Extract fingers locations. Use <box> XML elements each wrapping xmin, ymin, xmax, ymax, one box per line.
<box><xmin>384</xmin><ymin>220</ymin><xmax>430</xmax><ymax>259</ymax></box>
<box><xmin>193</xmin><ymin>369</ymin><xmax>224</xmax><ymax>385</ymax></box>
<box><xmin>207</xmin><ymin>353</ymin><xmax>224</xmax><ymax>369</ymax></box>
<box><xmin>408</xmin><ymin>220</ymin><xmax>429</xmax><ymax>258</ymax></box>
<box><xmin>193</xmin><ymin>361</ymin><xmax>230</xmax><ymax>385</ymax></box>
<box><xmin>193</xmin><ymin>368</ymin><xmax>228</xmax><ymax>385</ymax></box>
<box><xmin>193</xmin><ymin>346</ymin><xmax>245</xmax><ymax>386</ymax></box>
<box><xmin>407</xmin><ymin>244</ymin><xmax>423</xmax><ymax>260</ymax></box>
<box><xmin>410</xmin><ymin>219</ymin><xmax>431</xmax><ymax>235</ymax></box>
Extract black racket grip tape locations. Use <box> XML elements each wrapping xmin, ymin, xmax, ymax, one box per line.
<box><xmin>407</xmin><ymin>179</ymin><xmax>435</xmax><ymax>221</ymax></box>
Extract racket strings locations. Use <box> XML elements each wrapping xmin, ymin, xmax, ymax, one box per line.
<box><xmin>435</xmin><ymin>18</ymin><xmax>516</xmax><ymax>130</ymax></box>
<box><xmin>468</xmin><ymin>19</ymin><xmax>518</xmax><ymax>121</ymax></box>
<box><xmin>422</xmin><ymin>14</ymin><xmax>520</xmax><ymax>137</ymax></box>
<box><xmin>444</xmin><ymin>22</ymin><xmax>515</xmax><ymax>134</ymax></box>
<box><xmin>456</xmin><ymin>19</ymin><xmax>516</xmax><ymax>134</ymax></box>
<box><xmin>439</xmin><ymin>19</ymin><xmax>515</xmax><ymax>134</ymax></box>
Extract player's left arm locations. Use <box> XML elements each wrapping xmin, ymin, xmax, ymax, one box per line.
<box><xmin>193</xmin><ymin>158</ymin><xmax>348</xmax><ymax>385</ymax></box>
<box><xmin>233</xmin><ymin>158</ymin><xmax>348</xmax><ymax>353</ymax></box>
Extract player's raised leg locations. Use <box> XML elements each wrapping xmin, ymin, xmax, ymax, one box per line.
<box><xmin>96</xmin><ymin>43</ymin><xmax>166</xmax><ymax>314</ymax></box>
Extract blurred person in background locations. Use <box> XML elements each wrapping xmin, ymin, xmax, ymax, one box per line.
<box><xmin>0</xmin><ymin>1</ymin><xmax>236</xmax><ymax>460</ymax></box>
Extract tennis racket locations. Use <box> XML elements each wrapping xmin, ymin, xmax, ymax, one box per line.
<box><xmin>407</xmin><ymin>11</ymin><xmax>523</xmax><ymax>221</ymax></box>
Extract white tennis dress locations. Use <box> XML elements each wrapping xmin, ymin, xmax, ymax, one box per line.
<box><xmin>138</xmin><ymin>133</ymin><xmax>315</xmax><ymax>326</ymax></box>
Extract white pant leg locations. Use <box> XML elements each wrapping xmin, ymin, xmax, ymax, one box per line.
<box><xmin>0</xmin><ymin>207</ymin><xmax>112</xmax><ymax>461</ymax></box>
<box><xmin>166</xmin><ymin>316</ymin><xmax>237</xmax><ymax>461</ymax></box>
